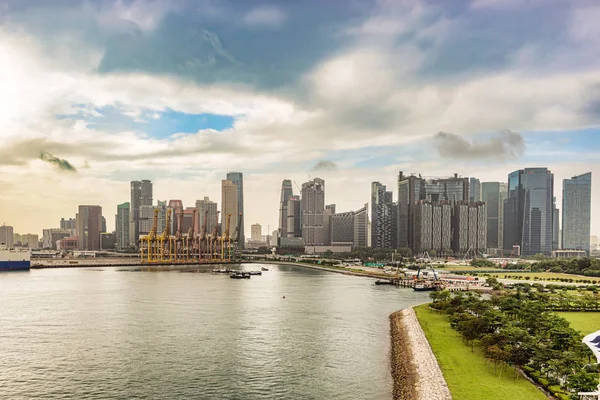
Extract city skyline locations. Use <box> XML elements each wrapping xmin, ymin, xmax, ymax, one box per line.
<box><xmin>1</xmin><ymin>1</ymin><xmax>600</xmax><ymax>238</ymax></box>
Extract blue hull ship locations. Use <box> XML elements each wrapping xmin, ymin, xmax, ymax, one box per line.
<box><xmin>0</xmin><ymin>260</ymin><xmax>30</xmax><ymax>271</ymax></box>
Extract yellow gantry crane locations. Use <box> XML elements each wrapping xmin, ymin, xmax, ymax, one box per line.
<box><xmin>138</xmin><ymin>207</ymin><xmax>233</xmax><ymax>265</ymax></box>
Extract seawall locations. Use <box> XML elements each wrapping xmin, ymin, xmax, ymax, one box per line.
<box><xmin>390</xmin><ymin>308</ymin><xmax>452</xmax><ymax>400</ymax></box>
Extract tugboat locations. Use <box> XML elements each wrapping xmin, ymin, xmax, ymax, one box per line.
<box><xmin>261</xmin><ymin>267</ymin><xmax>269</xmax><ymax>271</ymax></box>
<box><xmin>230</xmin><ymin>271</ymin><xmax>251</xmax><ymax>279</ymax></box>
<box><xmin>248</xmin><ymin>270</ymin><xmax>262</xmax><ymax>276</ymax></box>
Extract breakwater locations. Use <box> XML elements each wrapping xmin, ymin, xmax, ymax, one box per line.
<box><xmin>390</xmin><ymin>308</ymin><xmax>452</xmax><ymax>400</ymax></box>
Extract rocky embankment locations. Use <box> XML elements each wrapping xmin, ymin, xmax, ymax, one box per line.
<box><xmin>390</xmin><ymin>308</ymin><xmax>452</xmax><ymax>400</ymax></box>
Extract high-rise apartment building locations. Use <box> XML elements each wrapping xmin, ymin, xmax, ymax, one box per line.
<box><xmin>24</xmin><ymin>234</ymin><xmax>39</xmax><ymax>249</ymax></box>
<box><xmin>353</xmin><ymin>204</ymin><xmax>368</xmax><ymax>248</ymax></box>
<box><xmin>278</xmin><ymin>180</ymin><xmax>294</xmax><ymax>238</ymax></box>
<box><xmin>222</xmin><ymin>180</ymin><xmax>239</xmax><ymax>240</ymax></box>
<box><xmin>331</xmin><ymin>211</ymin><xmax>355</xmax><ymax>245</ymax></box>
<box><xmin>453</xmin><ymin>202</ymin><xmax>486</xmax><ymax>254</ymax></box>
<box><xmin>0</xmin><ymin>225</ymin><xmax>14</xmax><ymax>247</ymax></box>
<box><xmin>42</xmin><ymin>228</ymin><xmax>71</xmax><ymax>249</ymax></box>
<box><xmin>60</xmin><ymin>218</ymin><xmax>76</xmax><ymax>231</ymax></box>
<box><xmin>412</xmin><ymin>201</ymin><xmax>453</xmax><ymax>254</ymax></box>
<box><xmin>251</xmin><ymin>223</ymin><xmax>262</xmax><ymax>241</ymax></box>
<box><xmin>562</xmin><ymin>172</ymin><xmax>592</xmax><ymax>254</ymax></box>
<box><xmin>116</xmin><ymin>202</ymin><xmax>130</xmax><ymax>249</ymax></box>
<box><xmin>76</xmin><ymin>205</ymin><xmax>102</xmax><ymax>250</ymax></box>
<box><xmin>301</xmin><ymin>178</ymin><xmax>326</xmax><ymax>246</ymax></box>
<box><xmin>226</xmin><ymin>172</ymin><xmax>244</xmax><ymax>248</ymax></box>
<box><xmin>503</xmin><ymin>168</ymin><xmax>554</xmax><ymax>256</ymax></box>
<box><xmin>196</xmin><ymin>197</ymin><xmax>218</xmax><ymax>236</ymax></box>
<box><xmin>469</xmin><ymin>178</ymin><xmax>481</xmax><ymax>202</ymax></box>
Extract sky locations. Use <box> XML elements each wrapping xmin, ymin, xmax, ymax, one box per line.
<box><xmin>1</xmin><ymin>0</ymin><xmax>599</xmax><ymax>237</ymax></box>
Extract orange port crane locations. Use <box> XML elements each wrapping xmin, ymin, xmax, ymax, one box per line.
<box><xmin>159</xmin><ymin>209</ymin><xmax>172</xmax><ymax>262</ymax></box>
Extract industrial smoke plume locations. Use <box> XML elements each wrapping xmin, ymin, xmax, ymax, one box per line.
<box><xmin>40</xmin><ymin>151</ymin><xmax>77</xmax><ymax>172</ymax></box>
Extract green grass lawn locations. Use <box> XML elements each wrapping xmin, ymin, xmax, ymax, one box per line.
<box><xmin>414</xmin><ymin>305</ymin><xmax>547</xmax><ymax>400</ymax></box>
<box><xmin>494</xmin><ymin>272</ymin><xmax>600</xmax><ymax>282</ymax></box>
<box><xmin>558</xmin><ymin>312</ymin><xmax>600</xmax><ymax>335</ymax></box>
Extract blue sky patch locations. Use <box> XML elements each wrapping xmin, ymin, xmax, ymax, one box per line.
<box><xmin>58</xmin><ymin>104</ymin><xmax>236</xmax><ymax>138</ymax></box>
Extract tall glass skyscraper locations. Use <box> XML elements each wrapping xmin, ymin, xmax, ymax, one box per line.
<box><xmin>562</xmin><ymin>172</ymin><xmax>592</xmax><ymax>254</ymax></box>
<box><xmin>278</xmin><ymin>180</ymin><xmax>294</xmax><ymax>239</ymax></box>
<box><xmin>226</xmin><ymin>172</ymin><xmax>244</xmax><ymax>248</ymax></box>
<box><xmin>504</xmin><ymin>168</ymin><xmax>554</xmax><ymax>256</ymax></box>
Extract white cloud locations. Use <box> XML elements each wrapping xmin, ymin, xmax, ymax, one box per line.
<box><xmin>242</xmin><ymin>7</ymin><xmax>286</xmax><ymax>28</ymax></box>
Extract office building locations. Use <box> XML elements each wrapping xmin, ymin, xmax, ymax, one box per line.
<box><xmin>0</xmin><ymin>225</ymin><xmax>14</xmax><ymax>247</ymax></box>
<box><xmin>301</xmin><ymin>178</ymin><xmax>326</xmax><ymax>246</ymax></box>
<box><xmin>397</xmin><ymin>172</ymin><xmax>426</xmax><ymax>250</ymax></box>
<box><xmin>425</xmin><ymin>174</ymin><xmax>469</xmax><ymax>203</ymax></box>
<box><xmin>226</xmin><ymin>172</ymin><xmax>244</xmax><ymax>248</ymax></box>
<box><xmin>481</xmin><ymin>182</ymin><xmax>508</xmax><ymax>251</ymax></box>
<box><xmin>562</xmin><ymin>172</ymin><xmax>592</xmax><ymax>254</ymax></box>
<box><xmin>331</xmin><ymin>211</ymin><xmax>355</xmax><ymax>245</ymax></box>
<box><xmin>469</xmin><ymin>178</ymin><xmax>481</xmax><ymax>202</ymax></box>
<box><xmin>503</xmin><ymin>168</ymin><xmax>554</xmax><ymax>256</ymax></box>
<box><xmin>222</xmin><ymin>179</ymin><xmax>239</xmax><ymax>240</ymax></box>
<box><xmin>196</xmin><ymin>197</ymin><xmax>218</xmax><ymax>236</ymax></box>
<box><xmin>76</xmin><ymin>205</ymin><xmax>103</xmax><ymax>251</ymax></box>
<box><xmin>60</xmin><ymin>218</ymin><xmax>76</xmax><ymax>233</ymax></box>
<box><xmin>101</xmin><ymin>233</ymin><xmax>116</xmax><ymax>250</ymax></box>
<box><xmin>251</xmin><ymin>223</ymin><xmax>262</xmax><ymax>241</ymax></box>
<box><xmin>323</xmin><ymin>204</ymin><xmax>336</xmax><ymax>245</ymax></box>
<box><xmin>286</xmin><ymin>195</ymin><xmax>302</xmax><ymax>238</ymax></box>
<box><xmin>42</xmin><ymin>229</ymin><xmax>71</xmax><ymax>250</ymax></box>
<box><xmin>130</xmin><ymin>180</ymin><xmax>152</xmax><ymax>247</ymax></box>
<box><xmin>553</xmin><ymin>198</ymin><xmax>560</xmax><ymax>250</ymax></box>
<box><xmin>353</xmin><ymin>204</ymin><xmax>368</xmax><ymax>248</ymax></box>
<box><xmin>116</xmin><ymin>202</ymin><xmax>130</xmax><ymax>249</ymax></box>
<box><xmin>278</xmin><ymin>180</ymin><xmax>294</xmax><ymax>238</ymax></box>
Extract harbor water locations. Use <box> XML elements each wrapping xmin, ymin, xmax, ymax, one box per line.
<box><xmin>0</xmin><ymin>264</ymin><xmax>429</xmax><ymax>399</ymax></box>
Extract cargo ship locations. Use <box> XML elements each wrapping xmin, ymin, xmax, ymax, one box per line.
<box><xmin>0</xmin><ymin>245</ymin><xmax>31</xmax><ymax>271</ymax></box>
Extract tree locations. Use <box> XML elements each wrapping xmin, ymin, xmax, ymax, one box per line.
<box><xmin>323</xmin><ymin>249</ymin><xmax>334</xmax><ymax>258</ymax></box>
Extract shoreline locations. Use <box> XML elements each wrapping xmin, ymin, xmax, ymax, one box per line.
<box><xmin>390</xmin><ymin>308</ymin><xmax>451</xmax><ymax>400</ymax></box>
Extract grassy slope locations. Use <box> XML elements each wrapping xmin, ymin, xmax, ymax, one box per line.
<box><xmin>558</xmin><ymin>312</ymin><xmax>600</xmax><ymax>335</ymax></box>
<box><xmin>414</xmin><ymin>305</ymin><xmax>547</xmax><ymax>400</ymax></box>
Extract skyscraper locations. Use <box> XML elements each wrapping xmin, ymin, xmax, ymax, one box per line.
<box><xmin>481</xmin><ymin>182</ymin><xmax>508</xmax><ymax>250</ymax></box>
<box><xmin>504</xmin><ymin>168</ymin><xmax>554</xmax><ymax>256</ymax></box>
<box><xmin>0</xmin><ymin>225</ymin><xmax>14</xmax><ymax>247</ymax></box>
<box><xmin>301</xmin><ymin>178</ymin><xmax>325</xmax><ymax>246</ymax></box>
<box><xmin>425</xmin><ymin>174</ymin><xmax>469</xmax><ymax>203</ymax></box>
<box><xmin>221</xmin><ymin>180</ymin><xmax>239</xmax><ymax>240</ymax></box>
<box><xmin>251</xmin><ymin>224</ymin><xmax>262</xmax><ymax>241</ymax></box>
<box><xmin>553</xmin><ymin>197</ymin><xmax>559</xmax><ymax>250</ymax></box>
<box><xmin>562</xmin><ymin>172</ymin><xmax>592</xmax><ymax>254</ymax></box>
<box><xmin>116</xmin><ymin>202</ymin><xmax>130</xmax><ymax>249</ymax></box>
<box><xmin>371</xmin><ymin>182</ymin><xmax>396</xmax><ymax>249</ymax></box>
<box><xmin>76</xmin><ymin>205</ymin><xmax>102</xmax><ymax>250</ymax></box>
<box><xmin>226</xmin><ymin>172</ymin><xmax>244</xmax><ymax>248</ymax></box>
<box><xmin>469</xmin><ymin>178</ymin><xmax>481</xmax><ymax>202</ymax></box>
<box><xmin>331</xmin><ymin>211</ymin><xmax>355</xmax><ymax>244</ymax></box>
<box><xmin>453</xmin><ymin>202</ymin><xmax>486</xmax><ymax>254</ymax></box>
<box><xmin>130</xmin><ymin>180</ymin><xmax>152</xmax><ymax>247</ymax></box>
<box><xmin>323</xmin><ymin>204</ymin><xmax>336</xmax><ymax>245</ymax></box>
<box><xmin>397</xmin><ymin>172</ymin><xmax>426</xmax><ymax>250</ymax></box>
<box><xmin>278</xmin><ymin>180</ymin><xmax>294</xmax><ymax>238</ymax></box>
<box><xmin>286</xmin><ymin>195</ymin><xmax>302</xmax><ymax>238</ymax></box>
<box><xmin>196</xmin><ymin>197</ymin><xmax>218</xmax><ymax>236</ymax></box>
<box><xmin>353</xmin><ymin>204</ymin><xmax>368</xmax><ymax>248</ymax></box>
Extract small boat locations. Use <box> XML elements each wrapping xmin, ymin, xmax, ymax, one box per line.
<box><xmin>248</xmin><ymin>271</ymin><xmax>262</xmax><ymax>276</ymax></box>
<box><xmin>261</xmin><ymin>267</ymin><xmax>269</xmax><ymax>271</ymax></box>
<box><xmin>230</xmin><ymin>272</ymin><xmax>251</xmax><ymax>279</ymax></box>
<box><xmin>375</xmin><ymin>280</ymin><xmax>394</xmax><ymax>285</ymax></box>
<box><xmin>212</xmin><ymin>269</ymin><xmax>231</xmax><ymax>273</ymax></box>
